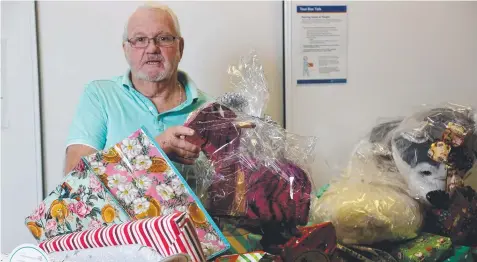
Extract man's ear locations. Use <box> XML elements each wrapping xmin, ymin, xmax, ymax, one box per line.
<box><xmin>179</xmin><ymin>37</ymin><xmax>184</xmax><ymax>59</ymax></box>
<box><xmin>122</xmin><ymin>42</ymin><xmax>128</xmax><ymax>60</ymax></box>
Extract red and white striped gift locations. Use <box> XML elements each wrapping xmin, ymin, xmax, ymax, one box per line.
<box><xmin>38</xmin><ymin>212</ymin><xmax>206</xmax><ymax>262</ymax></box>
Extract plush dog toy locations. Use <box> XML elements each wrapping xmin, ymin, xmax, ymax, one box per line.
<box><xmin>389</xmin><ymin>107</ymin><xmax>477</xmax><ymax>205</ymax></box>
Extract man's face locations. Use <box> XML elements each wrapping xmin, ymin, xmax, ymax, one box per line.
<box><xmin>123</xmin><ymin>9</ymin><xmax>183</xmax><ymax>82</ymax></box>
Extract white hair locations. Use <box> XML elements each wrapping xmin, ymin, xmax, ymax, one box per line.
<box><xmin>122</xmin><ymin>3</ymin><xmax>181</xmax><ymax>42</ymax></box>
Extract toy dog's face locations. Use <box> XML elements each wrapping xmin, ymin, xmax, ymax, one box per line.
<box><xmin>370</xmin><ymin>108</ymin><xmax>477</xmax><ymax>206</ymax></box>
<box><xmin>391</xmin><ymin>136</ymin><xmax>449</xmax><ymax>205</ymax></box>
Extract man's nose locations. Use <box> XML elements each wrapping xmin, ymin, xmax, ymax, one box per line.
<box><xmin>146</xmin><ymin>39</ymin><xmax>161</xmax><ymax>53</ymax></box>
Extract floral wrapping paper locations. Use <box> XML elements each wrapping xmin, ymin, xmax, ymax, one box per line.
<box><xmin>81</xmin><ymin>127</ymin><xmax>230</xmax><ymax>260</ymax></box>
<box><xmin>25</xmin><ymin>167</ymin><xmax>131</xmax><ymax>242</ymax></box>
<box><xmin>390</xmin><ymin>233</ymin><xmax>452</xmax><ymax>262</ymax></box>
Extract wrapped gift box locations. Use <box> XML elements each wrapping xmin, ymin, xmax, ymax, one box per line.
<box><xmin>39</xmin><ymin>213</ymin><xmax>205</xmax><ymax>262</ymax></box>
<box><xmin>25</xmin><ymin>166</ymin><xmax>131</xmax><ymax>242</ymax></box>
<box><xmin>25</xmin><ymin>127</ymin><xmax>230</xmax><ymax>260</ymax></box>
<box><xmin>81</xmin><ymin>127</ymin><xmax>230</xmax><ymax>259</ymax></box>
<box><xmin>390</xmin><ymin>233</ymin><xmax>452</xmax><ymax>262</ymax></box>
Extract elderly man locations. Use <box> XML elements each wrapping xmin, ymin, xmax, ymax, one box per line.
<box><xmin>64</xmin><ymin>4</ymin><xmax>210</xmax><ymax>174</ymax></box>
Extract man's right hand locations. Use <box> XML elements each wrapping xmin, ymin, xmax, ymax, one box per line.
<box><xmin>155</xmin><ymin>126</ymin><xmax>201</xmax><ymax>165</ymax></box>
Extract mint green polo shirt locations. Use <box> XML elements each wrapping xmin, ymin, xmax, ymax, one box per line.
<box><xmin>66</xmin><ymin>70</ymin><xmax>212</xmax><ymax>151</ymax></box>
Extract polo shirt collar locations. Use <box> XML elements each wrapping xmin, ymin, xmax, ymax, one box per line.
<box><xmin>121</xmin><ymin>69</ymin><xmax>199</xmax><ymax>103</ymax></box>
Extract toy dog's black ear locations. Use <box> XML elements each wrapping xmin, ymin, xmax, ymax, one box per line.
<box><xmin>368</xmin><ymin>119</ymin><xmax>404</xmax><ymax>159</ymax></box>
<box><xmin>369</xmin><ymin>120</ymin><xmax>403</xmax><ymax>144</ymax></box>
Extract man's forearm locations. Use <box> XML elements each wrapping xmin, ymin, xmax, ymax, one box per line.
<box><xmin>64</xmin><ymin>144</ymin><xmax>97</xmax><ymax>175</ymax></box>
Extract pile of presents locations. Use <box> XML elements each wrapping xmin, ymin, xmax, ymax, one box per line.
<box><xmin>24</xmin><ymin>52</ymin><xmax>330</xmax><ymax>261</ymax></box>
<box><xmin>24</xmin><ymin>106</ymin><xmax>331</xmax><ymax>261</ymax></box>
<box><xmin>24</xmin><ymin>52</ymin><xmax>477</xmax><ymax>261</ymax></box>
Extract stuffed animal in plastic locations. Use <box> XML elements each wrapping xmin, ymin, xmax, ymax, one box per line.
<box><xmin>310</xmin><ymin>103</ymin><xmax>477</xmax><ymax>245</ymax></box>
<box><xmin>182</xmin><ymin>101</ymin><xmax>315</xmax><ymax>252</ymax></box>
<box><xmin>388</xmin><ymin>106</ymin><xmax>477</xmax><ymax>205</ymax></box>
<box><xmin>183</xmin><ymin>102</ymin><xmax>312</xmax><ymax>225</ymax></box>
<box><xmin>179</xmin><ymin>51</ymin><xmax>317</xmax><ymax>252</ymax></box>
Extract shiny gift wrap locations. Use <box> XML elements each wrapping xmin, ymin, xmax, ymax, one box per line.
<box><xmin>280</xmin><ymin>222</ymin><xmax>337</xmax><ymax>262</ymax></box>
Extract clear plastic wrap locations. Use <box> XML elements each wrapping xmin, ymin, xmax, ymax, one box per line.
<box><xmin>220</xmin><ymin>50</ymin><xmax>269</xmax><ymax>118</ymax></box>
<box><xmin>182</xmin><ymin>51</ymin><xmax>317</xmax><ymax>228</ymax></box>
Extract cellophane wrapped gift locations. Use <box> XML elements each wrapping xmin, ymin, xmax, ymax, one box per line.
<box><xmin>180</xmin><ymin>51</ymin><xmax>318</xmax><ymax>250</ymax></box>
<box><xmin>81</xmin><ymin>128</ymin><xmax>230</xmax><ymax>259</ymax></box>
<box><xmin>389</xmin><ymin>103</ymin><xmax>477</xmax><ymax>246</ymax></box>
<box><xmin>25</xmin><ymin>165</ymin><xmax>131</xmax><ymax>242</ymax></box>
<box><xmin>309</xmin><ymin>135</ymin><xmax>424</xmax><ymax>245</ymax></box>
<box><xmin>38</xmin><ymin>213</ymin><xmax>204</xmax><ymax>261</ymax></box>
<box><xmin>386</xmin><ymin>103</ymin><xmax>477</xmax><ymax>204</ymax></box>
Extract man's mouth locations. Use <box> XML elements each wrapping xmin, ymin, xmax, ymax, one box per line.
<box><xmin>146</xmin><ymin>60</ymin><xmax>161</xmax><ymax>65</ymax></box>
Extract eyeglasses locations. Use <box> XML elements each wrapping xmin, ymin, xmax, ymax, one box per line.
<box><xmin>127</xmin><ymin>35</ymin><xmax>179</xmax><ymax>48</ymax></box>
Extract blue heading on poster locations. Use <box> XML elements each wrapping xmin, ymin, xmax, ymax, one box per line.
<box><xmin>296</xmin><ymin>6</ymin><xmax>347</xmax><ymax>13</ymax></box>
<box><xmin>297</xmin><ymin>79</ymin><xmax>347</xmax><ymax>84</ymax></box>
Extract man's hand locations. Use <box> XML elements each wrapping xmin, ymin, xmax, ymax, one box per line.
<box><xmin>156</xmin><ymin>126</ymin><xmax>201</xmax><ymax>165</ymax></box>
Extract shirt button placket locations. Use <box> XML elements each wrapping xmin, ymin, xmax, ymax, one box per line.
<box><xmin>156</xmin><ymin>115</ymin><xmax>164</xmax><ymax>132</ymax></box>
